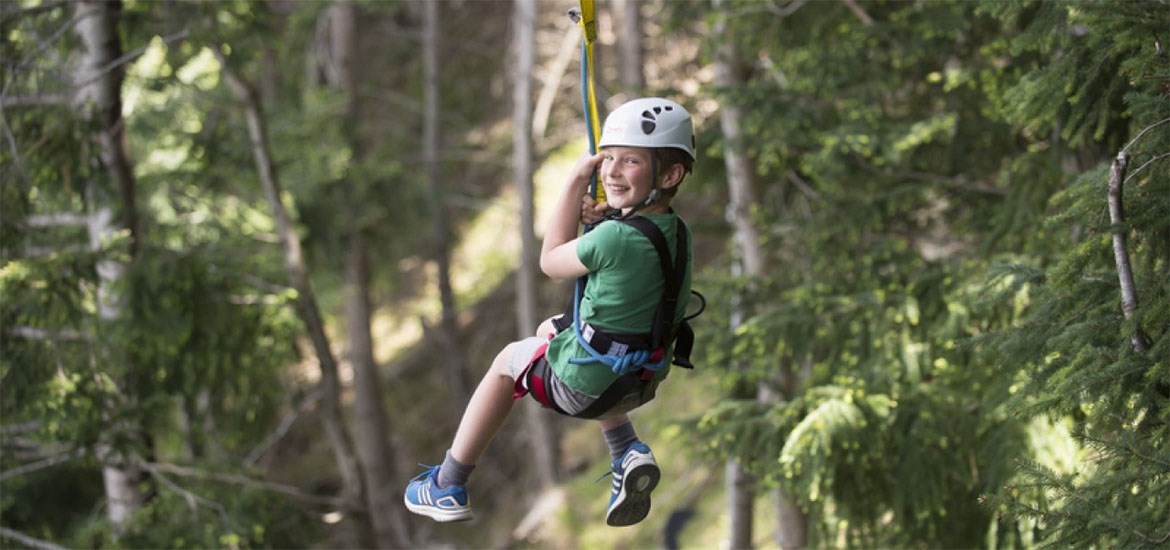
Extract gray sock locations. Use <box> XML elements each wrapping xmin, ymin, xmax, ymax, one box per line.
<box><xmin>603</xmin><ymin>422</ymin><xmax>639</xmax><ymax>461</ymax></box>
<box><xmin>437</xmin><ymin>449</ymin><xmax>474</xmax><ymax>489</ymax></box>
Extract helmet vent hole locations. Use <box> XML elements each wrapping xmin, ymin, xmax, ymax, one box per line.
<box><xmin>640</xmin><ymin>109</ymin><xmax>658</xmax><ymax>134</ymax></box>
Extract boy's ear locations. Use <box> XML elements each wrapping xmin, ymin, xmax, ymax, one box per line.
<box><xmin>659</xmin><ymin>163</ymin><xmax>685</xmax><ymax>190</ymax></box>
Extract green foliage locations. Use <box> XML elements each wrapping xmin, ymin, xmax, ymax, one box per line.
<box><xmin>1</xmin><ymin>2</ymin><xmax>325</xmax><ymax>547</ymax></box>
<box><xmin>974</xmin><ymin>1</ymin><xmax>1169</xmax><ymax>547</ymax></box>
<box><xmin>124</xmin><ymin>246</ymin><xmax>300</xmax><ymax>453</ymax></box>
<box><xmin>70</xmin><ymin>478</ymin><xmax>320</xmax><ymax>549</ymax></box>
<box><xmin>4</xmin><ymin>0</ymin><xmax>1164</xmax><ymax>546</ymax></box>
<box><xmin>685</xmin><ymin>0</ymin><xmax>1167</xmax><ymax>547</ymax></box>
<box><xmin>0</xmin><ymin>460</ymin><xmax>106</xmax><ymax>543</ymax></box>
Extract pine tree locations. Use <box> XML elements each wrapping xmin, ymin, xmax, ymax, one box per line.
<box><xmin>976</xmin><ymin>1</ymin><xmax>1169</xmax><ymax>546</ymax></box>
<box><xmin>681</xmin><ymin>0</ymin><xmax>1167</xmax><ymax>546</ymax></box>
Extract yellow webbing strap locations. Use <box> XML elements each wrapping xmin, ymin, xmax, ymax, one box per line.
<box><xmin>576</xmin><ymin>0</ymin><xmax>605</xmax><ymax>202</ymax></box>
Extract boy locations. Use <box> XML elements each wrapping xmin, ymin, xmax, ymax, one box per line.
<box><xmin>404</xmin><ymin>97</ymin><xmax>696</xmax><ymax>527</ymax></box>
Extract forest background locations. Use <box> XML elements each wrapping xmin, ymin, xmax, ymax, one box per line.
<box><xmin>1</xmin><ymin>0</ymin><xmax>1166</xmax><ymax>549</ymax></box>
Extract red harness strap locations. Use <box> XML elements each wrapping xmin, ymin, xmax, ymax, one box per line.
<box><xmin>512</xmin><ymin>339</ymin><xmax>574</xmax><ymax>415</ymax></box>
<box><xmin>511</xmin><ymin>342</ymin><xmax>549</xmax><ymax>401</ymax></box>
<box><xmin>528</xmin><ymin>358</ymin><xmax>556</xmax><ymax>410</ymax></box>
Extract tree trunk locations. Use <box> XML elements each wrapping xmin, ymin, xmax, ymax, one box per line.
<box><xmin>423</xmin><ymin>0</ymin><xmax>470</xmax><ymax>408</ymax></box>
<box><xmin>322</xmin><ymin>2</ymin><xmax>412</xmax><ymax>546</ymax></box>
<box><xmin>613</xmin><ymin>0</ymin><xmax>645</xmax><ymax>94</ymax></box>
<box><xmin>774</xmin><ymin>484</ymin><xmax>808</xmax><ymax>550</ymax></box>
<box><xmin>713</xmin><ymin>3</ymin><xmax>754</xmax><ymax>548</ymax></box>
<box><xmin>514</xmin><ymin>0</ymin><xmax>538</xmax><ymax>345</ymax></box>
<box><xmin>73</xmin><ymin>0</ymin><xmax>140</xmax><ymax>256</ymax></box>
<box><xmin>727</xmin><ymin>460</ymin><xmax>754</xmax><ymax>549</ymax></box>
<box><xmin>214</xmin><ymin>48</ymin><xmax>366</xmax><ymax>520</ymax></box>
<box><xmin>72</xmin><ymin>0</ymin><xmax>147</xmax><ymax>533</ymax></box>
<box><xmin>513</xmin><ymin>0</ymin><xmax>557</xmax><ymax>488</ymax></box>
<box><xmin>345</xmin><ymin>231</ymin><xmax>412</xmax><ymax>548</ymax></box>
<box><xmin>713</xmin><ymin>0</ymin><xmax>807</xmax><ymax>547</ymax></box>
<box><xmin>1105</xmin><ymin>152</ymin><xmax>1151</xmax><ymax>353</ymax></box>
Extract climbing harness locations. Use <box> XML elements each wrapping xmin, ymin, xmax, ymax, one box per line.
<box><xmin>518</xmin><ymin>215</ymin><xmax>701</xmax><ymax>419</ymax></box>
<box><xmin>569</xmin><ymin>216</ymin><xmax>692</xmax><ymax>375</ymax></box>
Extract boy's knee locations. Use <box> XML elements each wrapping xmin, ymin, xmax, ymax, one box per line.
<box><xmin>535</xmin><ymin>316</ymin><xmax>559</xmax><ymax>337</ymax></box>
<box><xmin>491</xmin><ymin>343</ymin><xmax>518</xmax><ymax>377</ymax></box>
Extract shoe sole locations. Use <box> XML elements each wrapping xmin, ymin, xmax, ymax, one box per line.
<box><xmin>606</xmin><ymin>462</ymin><xmax>660</xmax><ymax>527</ymax></box>
<box><xmin>404</xmin><ymin>493</ymin><xmax>473</xmax><ymax>523</ymax></box>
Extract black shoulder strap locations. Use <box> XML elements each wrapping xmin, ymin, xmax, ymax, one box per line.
<box><xmin>617</xmin><ymin>216</ymin><xmax>687</xmax><ymax>352</ymax></box>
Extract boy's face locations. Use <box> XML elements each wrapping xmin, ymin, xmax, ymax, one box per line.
<box><xmin>599</xmin><ymin>146</ymin><xmax>658</xmax><ymax>211</ymax></box>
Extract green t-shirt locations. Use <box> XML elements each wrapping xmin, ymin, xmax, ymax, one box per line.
<box><xmin>546</xmin><ymin>213</ymin><xmax>693</xmax><ymax>396</ymax></box>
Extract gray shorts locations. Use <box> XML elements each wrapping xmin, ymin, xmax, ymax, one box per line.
<box><xmin>509</xmin><ymin>336</ymin><xmax>643</xmax><ymax>419</ymax></box>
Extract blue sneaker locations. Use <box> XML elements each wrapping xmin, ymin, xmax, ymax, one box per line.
<box><xmin>605</xmin><ymin>442</ymin><xmax>660</xmax><ymax>526</ymax></box>
<box><xmin>404</xmin><ymin>465</ymin><xmax>473</xmax><ymax>522</ymax></box>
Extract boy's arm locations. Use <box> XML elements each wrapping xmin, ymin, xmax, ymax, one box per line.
<box><xmin>540</xmin><ymin>151</ymin><xmax>602</xmax><ymax>280</ymax></box>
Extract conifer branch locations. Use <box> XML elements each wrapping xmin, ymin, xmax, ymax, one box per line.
<box><xmin>840</xmin><ymin>0</ymin><xmax>874</xmax><ymax>26</ymax></box>
<box><xmin>768</xmin><ymin>0</ymin><xmax>808</xmax><ymax>18</ymax></box>
<box><xmin>0</xmin><ymin>527</ymin><xmax>67</xmax><ymax>550</ymax></box>
<box><xmin>25</xmin><ymin>212</ymin><xmax>90</xmax><ymax>227</ymax></box>
<box><xmin>0</xmin><ymin>7</ymin><xmax>93</xmax><ymax>98</ymax></box>
<box><xmin>1105</xmin><ymin>152</ymin><xmax>1150</xmax><ymax>353</ymax></box>
<box><xmin>144</xmin><ymin>461</ymin><xmax>347</xmax><ymax>508</ymax></box>
<box><xmin>0</xmin><ymin>449</ymin><xmax>83</xmax><ymax>482</ymax></box>
<box><xmin>1077</xmin><ymin>432</ymin><xmax>1170</xmax><ymax>468</ymax></box>
<box><xmin>0</xmin><ymin>1</ymin><xmax>67</xmax><ymax>21</ymax></box>
<box><xmin>244</xmin><ymin>387</ymin><xmax>324</xmax><ymax>467</ymax></box>
<box><xmin>1121</xmin><ymin>117</ymin><xmax>1170</xmax><ymax>154</ymax></box>
<box><xmin>0</xmin><ymin>94</ymin><xmax>68</xmax><ymax>109</ymax></box>
<box><xmin>0</xmin><ymin>421</ymin><xmax>40</xmax><ymax>436</ymax></box>
<box><xmin>1124</xmin><ymin>152</ymin><xmax>1170</xmax><ymax>185</ymax></box>
<box><xmin>70</xmin><ymin>29</ymin><xmax>191</xmax><ymax>91</ymax></box>
<box><xmin>143</xmin><ymin>462</ymin><xmax>232</xmax><ymax>522</ymax></box>
<box><xmin>6</xmin><ymin>326</ymin><xmax>87</xmax><ymax>341</ymax></box>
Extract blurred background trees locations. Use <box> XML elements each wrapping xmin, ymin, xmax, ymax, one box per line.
<box><xmin>1</xmin><ymin>0</ymin><xmax>1164</xmax><ymax>548</ymax></box>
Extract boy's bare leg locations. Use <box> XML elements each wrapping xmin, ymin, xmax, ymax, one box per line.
<box><xmin>450</xmin><ymin>342</ymin><xmax>522</xmax><ymax>465</ymax></box>
<box><xmin>448</xmin><ymin>316</ymin><xmax>559</xmax><ymax>465</ymax></box>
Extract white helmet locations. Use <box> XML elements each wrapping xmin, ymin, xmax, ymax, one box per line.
<box><xmin>599</xmin><ymin>97</ymin><xmax>695</xmax><ymax>160</ymax></box>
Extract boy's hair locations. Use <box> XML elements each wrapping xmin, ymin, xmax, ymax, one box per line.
<box><xmin>654</xmin><ymin>147</ymin><xmax>693</xmax><ymax>198</ymax></box>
